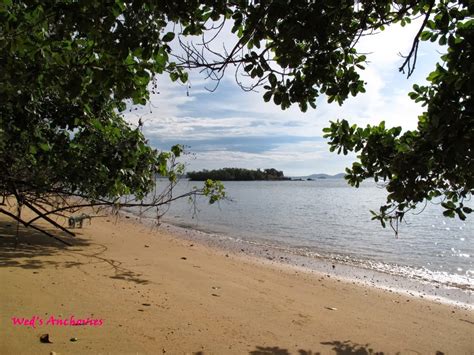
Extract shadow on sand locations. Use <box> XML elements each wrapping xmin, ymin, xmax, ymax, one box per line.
<box><xmin>0</xmin><ymin>219</ymin><xmax>150</xmax><ymax>284</ymax></box>
<box><xmin>248</xmin><ymin>342</ymin><xmax>382</xmax><ymax>355</ymax></box>
<box><xmin>0</xmin><ymin>219</ymin><xmax>89</xmax><ymax>269</ymax></box>
<box><xmin>240</xmin><ymin>342</ymin><xmax>443</xmax><ymax>355</ymax></box>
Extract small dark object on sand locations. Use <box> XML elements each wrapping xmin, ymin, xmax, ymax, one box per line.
<box><xmin>332</xmin><ymin>264</ymin><xmax>335</xmax><ymax>269</ymax></box>
<box><xmin>181</xmin><ymin>257</ymin><xmax>187</xmax><ymax>260</ymax></box>
<box><xmin>70</xmin><ymin>337</ymin><xmax>78</xmax><ymax>342</ymax></box>
<box><xmin>40</xmin><ymin>334</ymin><xmax>52</xmax><ymax>343</ymax></box>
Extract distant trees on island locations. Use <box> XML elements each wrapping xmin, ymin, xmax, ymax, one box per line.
<box><xmin>187</xmin><ymin>168</ymin><xmax>289</xmax><ymax>181</ymax></box>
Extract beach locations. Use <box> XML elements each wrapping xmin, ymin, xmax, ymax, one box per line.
<box><xmin>0</xmin><ymin>210</ymin><xmax>473</xmax><ymax>354</ymax></box>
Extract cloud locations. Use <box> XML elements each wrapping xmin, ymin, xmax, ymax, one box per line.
<box><xmin>123</xmin><ymin>20</ymin><xmax>442</xmax><ymax>176</ymax></box>
<box><xmin>149</xmin><ymin>135</ymin><xmax>324</xmax><ymax>154</ymax></box>
<box><xmin>179</xmin><ymin>139</ymin><xmax>356</xmax><ymax>176</ymax></box>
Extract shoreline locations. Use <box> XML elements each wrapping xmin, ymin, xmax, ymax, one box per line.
<box><xmin>130</xmin><ymin>211</ymin><xmax>473</xmax><ymax>309</ymax></box>
<box><xmin>1</xmin><ymin>209</ymin><xmax>473</xmax><ymax>354</ymax></box>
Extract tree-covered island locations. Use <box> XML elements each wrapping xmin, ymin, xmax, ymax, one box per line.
<box><xmin>187</xmin><ymin>168</ymin><xmax>289</xmax><ymax>181</ymax></box>
<box><xmin>1</xmin><ymin>1</ymin><xmax>472</xmax><ymax>237</ymax></box>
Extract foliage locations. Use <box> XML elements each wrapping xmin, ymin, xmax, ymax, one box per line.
<box><xmin>0</xmin><ymin>1</ymin><xmax>228</xmax><ymax>240</ymax></box>
<box><xmin>1</xmin><ymin>1</ymin><xmax>472</xmax><ymax>238</ymax></box>
<box><xmin>179</xmin><ymin>0</ymin><xmax>473</xmax><ymax>228</ymax></box>
<box><xmin>322</xmin><ymin>1</ymin><xmax>473</xmax><ymax>228</ymax></box>
<box><xmin>188</xmin><ymin>168</ymin><xmax>287</xmax><ymax>181</ymax></box>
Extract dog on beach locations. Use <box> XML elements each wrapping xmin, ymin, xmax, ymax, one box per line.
<box><xmin>68</xmin><ymin>213</ymin><xmax>91</xmax><ymax>228</ymax></box>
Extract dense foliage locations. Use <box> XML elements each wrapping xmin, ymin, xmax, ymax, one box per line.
<box><xmin>188</xmin><ymin>168</ymin><xmax>288</xmax><ymax>181</ymax></box>
<box><xmin>0</xmin><ymin>1</ymin><xmax>227</xmax><ymax>239</ymax></box>
<box><xmin>1</xmin><ymin>1</ymin><xmax>472</xmax><ymax>237</ymax></box>
<box><xmin>183</xmin><ymin>0</ymin><xmax>473</xmax><ymax>228</ymax></box>
<box><xmin>322</xmin><ymin>1</ymin><xmax>473</xmax><ymax>227</ymax></box>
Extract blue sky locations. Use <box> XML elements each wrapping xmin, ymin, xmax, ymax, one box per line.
<box><xmin>124</xmin><ymin>19</ymin><xmax>441</xmax><ymax>177</ymax></box>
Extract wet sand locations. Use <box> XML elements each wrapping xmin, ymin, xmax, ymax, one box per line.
<box><xmin>0</xmin><ymin>210</ymin><xmax>473</xmax><ymax>354</ymax></box>
<box><xmin>157</xmin><ymin>219</ymin><xmax>474</xmax><ymax>306</ymax></box>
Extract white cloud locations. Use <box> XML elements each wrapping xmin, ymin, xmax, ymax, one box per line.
<box><xmin>357</xmin><ymin>20</ymin><xmax>422</xmax><ymax>69</ymax></box>
<box><xmin>179</xmin><ymin>140</ymin><xmax>356</xmax><ymax>176</ymax></box>
<box><xmin>123</xmin><ymin>19</ymin><xmax>441</xmax><ymax>175</ymax></box>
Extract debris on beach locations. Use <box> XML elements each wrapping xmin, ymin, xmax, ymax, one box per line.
<box><xmin>40</xmin><ymin>333</ymin><xmax>52</xmax><ymax>343</ymax></box>
<box><xmin>181</xmin><ymin>257</ymin><xmax>187</xmax><ymax>260</ymax></box>
<box><xmin>70</xmin><ymin>337</ymin><xmax>78</xmax><ymax>342</ymax></box>
<box><xmin>211</xmin><ymin>293</ymin><xmax>221</xmax><ymax>297</ymax></box>
<box><xmin>325</xmin><ymin>307</ymin><xmax>338</xmax><ymax>311</ymax></box>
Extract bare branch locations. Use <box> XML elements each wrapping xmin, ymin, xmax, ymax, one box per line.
<box><xmin>0</xmin><ymin>207</ymin><xmax>72</xmax><ymax>246</ymax></box>
<box><xmin>399</xmin><ymin>0</ymin><xmax>435</xmax><ymax>78</ymax></box>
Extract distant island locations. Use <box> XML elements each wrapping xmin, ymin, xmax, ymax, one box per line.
<box><xmin>187</xmin><ymin>168</ymin><xmax>290</xmax><ymax>181</ymax></box>
<box><xmin>291</xmin><ymin>173</ymin><xmax>345</xmax><ymax>181</ymax></box>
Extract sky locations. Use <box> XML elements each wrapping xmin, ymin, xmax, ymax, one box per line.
<box><xmin>124</xmin><ymin>19</ymin><xmax>442</xmax><ymax>177</ymax></box>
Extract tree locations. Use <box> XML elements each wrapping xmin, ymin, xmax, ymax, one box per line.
<box><xmin>1</xmin><ymin>1</ymin><xmax>472</xmax><ymax>239</ymax></box>
<box><xmin>0</xmin><ymin>1</ymin><xmax>227</xmax><ymax>242</ymax></box>
<box><xmin>323</xmin><ymin>1</ymin><xmax>473</xmax><ymax>231</ymax></box>
<box><xmin>178</xmin><ymin>0</ymin><xmax>473</xmax><ymax>230</ymax></box>
<box><xmin>187</xmin><ymin>168</ymin><xmax>287</xmax><ymax>181</ymax></box>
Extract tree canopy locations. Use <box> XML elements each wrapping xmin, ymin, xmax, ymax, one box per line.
<box><xmin>1</xmin><ymin>1</ymin><xmax>472</xmax><ymax>237</ymax></box>
<box><xmin>188</xmin><ymin>168</ymin><xmax>287</xmax><ymax>181</ymax></box>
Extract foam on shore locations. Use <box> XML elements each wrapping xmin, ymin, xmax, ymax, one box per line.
<box><xmin>124</xmin><ymin>210</ymin><xmax>473</xmax><ymax>309</ymax></box>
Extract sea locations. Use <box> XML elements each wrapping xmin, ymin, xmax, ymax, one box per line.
<box><xmin>131</xmin><ymin>179</ymin><xmax>473</xmax><ymax>305</ymax></box>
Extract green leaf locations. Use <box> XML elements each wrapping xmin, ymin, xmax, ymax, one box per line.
<box><xmin>268</xmin><ymin>73</ymin><xmax>277</xmax><ymax>86</ymax></box>
<box><xmin>162</xmin><ymin>32</ymin><xmax>175</xmax><ymax>42</ymax></box>
<box><xmin>263</xmin><ymin>91</ymin><xmax>272</xmax><ymax>102</ymax></box>
<box><xmin>420</xmin><ymin>31</ymin><xmax>432</xmax><ymax>41</ymax></box>
<box><xmin>273</xmin><ymin>92</ymin><xmax>282</xmax><ymax>105</ymax></box>
<box><xmin>38</xmin><ymin>143</ymin><xmax>50</xmax><ymax>151</ymax></box>
<box><xmin>169</xmin><ymin>72</ymin><xmax>179</xmax><ymax>82</ymax></box>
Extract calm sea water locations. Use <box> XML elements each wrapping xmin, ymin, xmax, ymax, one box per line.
<box><xmin>143</xmin><ymin>179</ymin><xmax>473</xmax><ymax>292</ymax></box>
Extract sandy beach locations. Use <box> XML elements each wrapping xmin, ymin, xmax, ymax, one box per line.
<box><xmin>1</xmin><ymin>209</ymin><xmax>473</xmax><ymax>354</ymax></box>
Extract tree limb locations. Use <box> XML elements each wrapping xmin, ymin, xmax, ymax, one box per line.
<box><xmin>0</xmin><ymin>207</ymin><xmax>72</xmax><ymax>246</ymax></box>
<box><xmin>399</xmin><ymin>0</ymin><xmax>435</xmax><ymax>78</ymax></box>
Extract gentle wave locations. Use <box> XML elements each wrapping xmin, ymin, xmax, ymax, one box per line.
<box><xmin>132</xmin><ymin>179</ymin><xmax>474</xmax><ymax>302</ymax></box>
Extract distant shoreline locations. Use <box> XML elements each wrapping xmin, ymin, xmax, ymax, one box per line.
<box><xmin>185</xmin><ymin>168</ymin><xmax>345</xmax><ymax>181</ymax></box>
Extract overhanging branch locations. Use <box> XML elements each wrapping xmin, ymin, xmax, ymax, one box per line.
<box><xmin>399</xmin><ymin>0</ymin><xmax>435</xmax><ymax>78</ymax></box>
